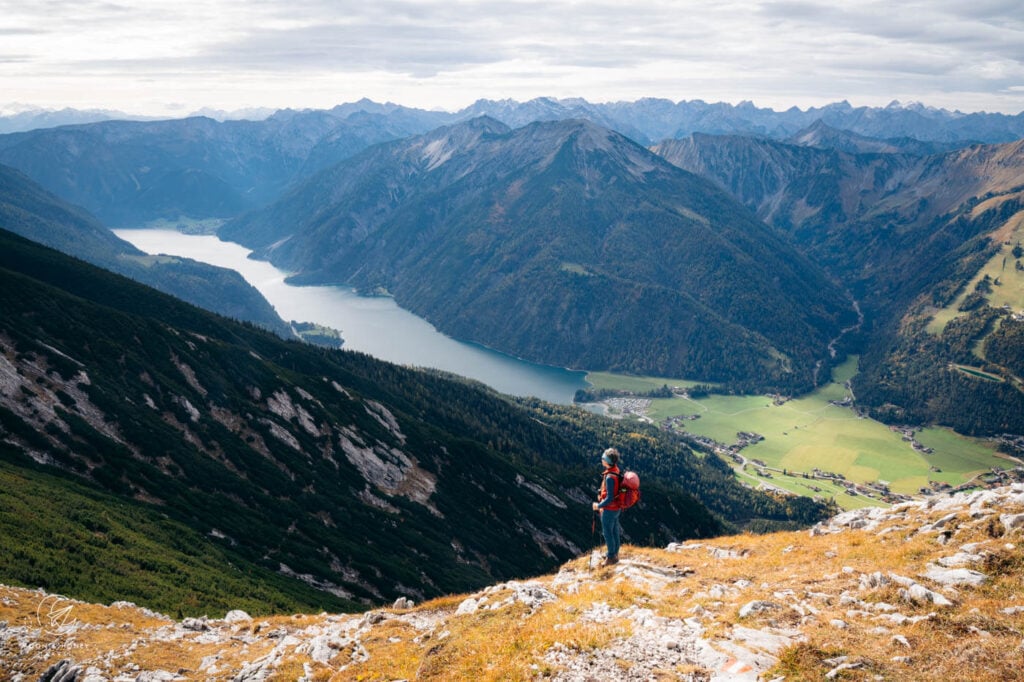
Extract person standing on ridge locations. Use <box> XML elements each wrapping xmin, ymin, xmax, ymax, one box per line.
<box><xmin>592</xmin><ymin>447</ymin><xmax>623</xmax><ymax>566</ymax></box>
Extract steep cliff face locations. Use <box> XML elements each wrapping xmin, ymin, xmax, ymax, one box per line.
<box><xmin>4</xmin><ymin>483</ymin><xmax>1023</xmax><ymax>681</ymax></box>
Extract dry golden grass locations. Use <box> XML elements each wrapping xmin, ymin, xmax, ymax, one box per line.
<box><xmin>341</xmin><ymin>579</ymin><xmax>628</xmax><ymax>681</ymax></box>
<box><xmin>3</xmin><ymin>493</ymin><xmax>1023</xmax><ymax>680</ymax></box>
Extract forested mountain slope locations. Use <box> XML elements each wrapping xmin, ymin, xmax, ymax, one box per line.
<box><xmin>0</xmin><ymin>229</ymin><xmax>826</xmax><ymax>610</ymax></box>
<box><xmin>223</xmin><ymin>117</ymin><xmax>856</xmax><ymax>391</ymax></box>
<box><xmin>654</xmin><ymin>136</ymin><xmax>1024</xmax><ymax>309</ymax></box>
<box><xmin>655</xmin><ymin>134</ymin><xmax>1024</xmax><ymax>435</ymax></box>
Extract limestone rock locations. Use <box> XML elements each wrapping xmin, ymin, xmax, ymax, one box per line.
<box><xmin>38</xmin><ymin>659</ymin><xmax>81</xmax><ymax>682</ymax></box>
<box><xmin>900</xmin><ymin>583</ymin><xmax>953</xmax><ymax>607</ymax></box>
<box><xmin>859</xmin><ymin>572</ymin><xmax>890</xmax><ymax>590</ymax></box>
<box><xmin>825</xmin><ymin>660</ymin><xmax>863</xmax><ymax>679</ymax></box>
<box><xmin>739</xmin><ymin>600</ymin><xmax>779</xmax><ymax>618</ymax></box>
<box><xmin>1001</xmin><ymin>514</ymin><xmax>1024</xmax><ymax>532</ymax></box>
<box><xmin>135</xmin><ymin>672</ymin><xmax>183</xmax><ymax>682</ymax></box>
<box><xmin>936</xmin><ymin>551</ymin><xmax>983</xmax><ymax>568</ymax></box>
<box><xmin>455</xmin><ymin>597</ymin><xmax>479</xmax><ymax>615</ymax></box>
<box><xmin>921</xmin><ymin>565</ymin><xmax>988</xmax><ymax>587</ymax></box>
<box><xmin>80</xmin><ymin>667</ymin><xmax>107</xmax><ymax>682</ymax></box>
<box><xmin>223</xmin><ymin>610</ymin><xmax>252</xmax><ymax>624</ymax></box>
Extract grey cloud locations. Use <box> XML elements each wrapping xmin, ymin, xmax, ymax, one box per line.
<box><xmin>4</xmin><ymin>0</ymin><xmax>1024</xmax><ymax>114</ymax></box>
<box><xmin>759</xmin><ymin>0</ymin><xmax>836</xmax><ymax>20</ymax></box>
<box><xmin>758</xmin><ymin>0</ymin><xmax>1021</xmax><ymax>44</ymax></box>
<box><xmin>0</xmin><ymin>28</ymin><xmax>48</xmax><ymax>35</ymax></box>
<box><xmin>130</xmin><ymin>1</ymin><xmax>709</xmax><ymax>76</ymax></box>
<box><xmin>0</xmin><ymin>0</ymin><xmax>138</xmax><ymax>22</ymax></box>
<box><xmin>930</xmin><ymin>0</ymin><xmax>1024</xmax><ymax>22</ymax></box>
<box><xmin>196</xmin><ymin>22</ymin><xmax>503</xmax><ymax>76</ymax></box>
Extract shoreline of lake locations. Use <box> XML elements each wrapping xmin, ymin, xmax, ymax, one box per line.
<box><xmin>114</xmin><ymin>228</ymin><xmax>589</xmax><ymax>404</ymax></box>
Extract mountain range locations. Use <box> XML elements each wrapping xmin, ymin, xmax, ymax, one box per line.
<box><xmin>6</xmin><ymin>96</ymin><xmax>1024</xmax><ymax>144</ymax></box>
<box><xmin>0</xmin><ymin>105</ymin><xmax>277</xmax><ymax>135</ymax></box>
<box><xmin>2</xmin><ymin>97</ymin><xmax>1022</xmax><ymax>228</ymax></box>
<box><xmin>0</xmin><ymin>104</ymin><xmax>449</xmax><ymax>226</ymax></box>
<box><xmin>220</xmin><ymin>116</ymin><xmax>856</xmax><ymax>390</ymax></box>
<box><xmin>1</xmin><ymin>93</ymin><xmax>1023</xmax><ymax>673</ymax></box>
<box><xmin>2</xmin><ymin>96</ymin><xmax>1022</xmax><ymax>433</ymax></box>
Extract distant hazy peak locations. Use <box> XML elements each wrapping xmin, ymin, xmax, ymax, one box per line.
<box><xmin>411</xmin><ymin>116</ymin><xmax>510</xmax><ymax>170</ymax></box>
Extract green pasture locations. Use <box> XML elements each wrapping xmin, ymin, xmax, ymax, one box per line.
<box><xmin>587</xmin><ymin>357</ymin><xmax>1009</xmax><ymax>505</ymax></box>
<box><xmin>585</xmin><ymin>371</ymin><xmax>707</xmax><ymax>393</ymax></box>
<box><xmin>927</xmin><ymin>218</ymin><xmax>1024</xmax><ymax>335</ymax></box>
<box><xmin>734</xmin><ymin>467</ymin><xmax>885</xmax><ymax>510</ymax></box>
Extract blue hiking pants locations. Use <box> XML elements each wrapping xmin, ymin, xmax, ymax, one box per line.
<box><xmin>600</xmin><ymin>509</ymin><xmax>621</xmax><ymax>558</ymax></box>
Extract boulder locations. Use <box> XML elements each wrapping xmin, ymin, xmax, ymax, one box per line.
<box><xmin>455</xmin><ymin>598</ymin><xmax>479</xmax><ymax>616</ymax></box>
<box><xmin>738</xmin><ymin>600</ymin><xmax>779</xmax><ymax>618</ymax></box>
<box><xmin>899</xmin><ymin>583</ymin><xmax>952</xmax><ymax>607</ymax></box>
<box><xmin>38</xmin><ymin>659</ymin><xmax>81</xmax><ymax>682</ymax></box>
<box><xmin>937</xmin><ymin>552</ymin><xmax>982</xmax><ymax>568</ymax></box>
<box><xmin>922</xmin><ymin>565</ymin><xmax>988</xmax><ymax>587</ymax></box>
<box><xmin>180</xmin><ymin>617</ymin><xmax>209</xmax><ymax>631</ymax></box>
<box><xmin>859</xmin><ymin>572</ymin><xmax>890</xmax><ymax>590</ymax></box>
<box><xmin>1001</xmin><ymin>514</ymin><xmax>1024</xmax><ymax>532</ymax></box>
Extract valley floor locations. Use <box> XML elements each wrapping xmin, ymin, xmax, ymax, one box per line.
<box><xmin>4</xmin><ymin>485</ymin><xmax>1024</xmax><ymax>681</ymax></box>
<box><xmin>584</xmin><ymin>357</ymin><xmax>1020</xmax><ymax>510</ymax></box>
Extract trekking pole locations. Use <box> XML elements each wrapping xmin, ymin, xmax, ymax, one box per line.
<box><xmin>589</xmin><ymin>508</ymin><xmax>598</xmax><ymax>571</ymax></box>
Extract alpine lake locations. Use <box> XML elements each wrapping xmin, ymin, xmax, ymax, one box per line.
<box><xmin>113</xmin><ymin>227</ymin><xmax>589</xmax><ymax>404</ymax></box>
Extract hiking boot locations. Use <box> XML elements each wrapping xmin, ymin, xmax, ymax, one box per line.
<box><xmin>603</xmin><ymin>555</ymin><xmax>619</xmax><ymax>566</ymax></box>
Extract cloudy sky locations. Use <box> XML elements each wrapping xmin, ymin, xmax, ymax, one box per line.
<box><xmin>1</xmin><ymin>0</ymin><xmax>1023</xmax><ymax>116</ymax></box>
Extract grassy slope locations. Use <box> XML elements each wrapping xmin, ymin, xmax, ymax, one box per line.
<box><xmin>587</xmin><ymin>357</ymin><xmax>1008</xmax><ymax>506</ymax></box>
<box><xmin>927</xmin><ymin>202</ymin><xmax>1024</xmax><ymax>336</ymax></box>
<box><xmin>0</xmin><ymin>450</ymin><xmax>354</xmax><ymax>617</ymax></box>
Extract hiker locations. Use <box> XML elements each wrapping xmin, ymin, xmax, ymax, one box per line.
<box><xmin>592</xmin><ymin>447</ymin><xmax>623</xmax><ymax>565</ymax></box>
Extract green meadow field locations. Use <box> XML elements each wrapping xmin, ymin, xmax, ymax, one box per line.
<box><xmin>587</xmin><ymin>357</ymin><xmax>1011</xmax><ymax>508</ymax></box>
<box><xmin>927</xmin><ymin>211</ymin><xmax>1024</xmax><ymax>336</ymax></box>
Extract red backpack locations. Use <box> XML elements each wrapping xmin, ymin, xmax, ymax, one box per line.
<box><xmin>614</xmin><ymin>470</ymin><xmax>641</xmax><ymax>509</ymax></box>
